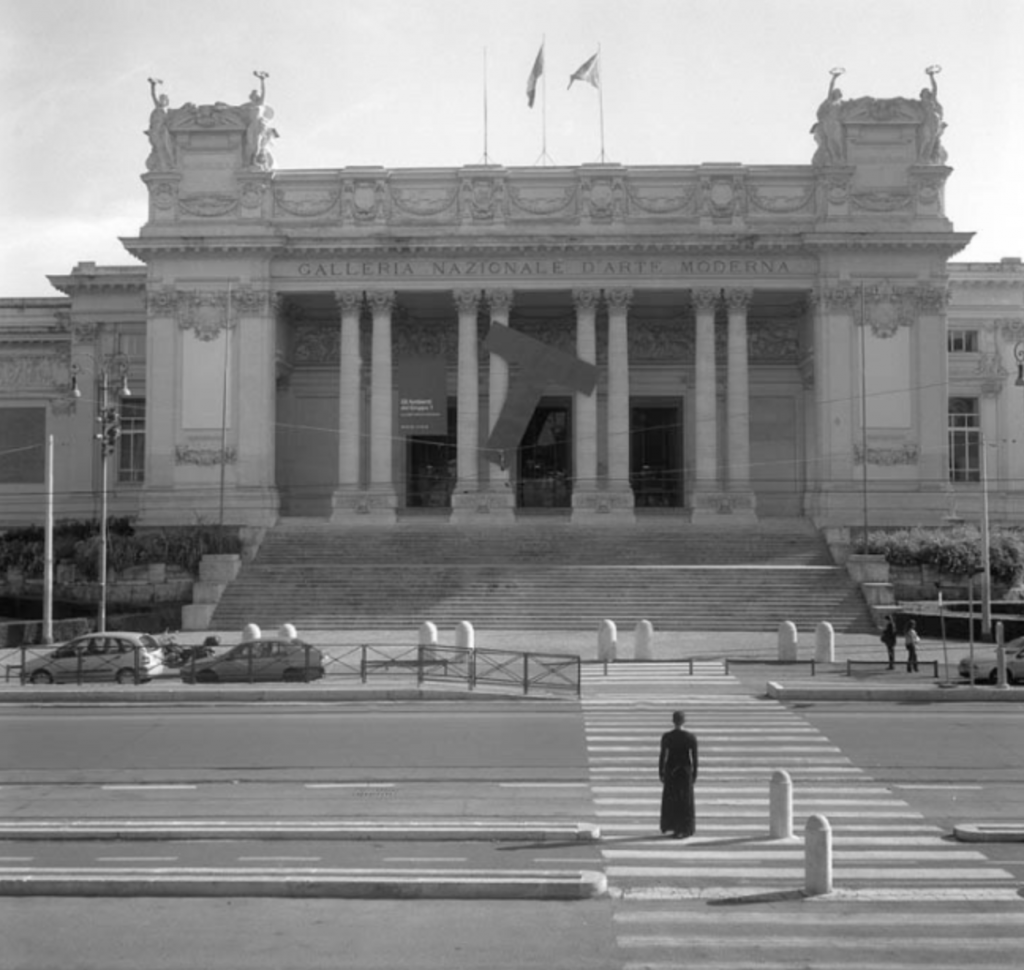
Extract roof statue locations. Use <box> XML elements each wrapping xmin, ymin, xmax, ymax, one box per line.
<box><xmin>141</xmin><ymin>72</ymin><xmax>279</xmax><ymax>174</ymax></box>
<box><xmin>145</xmin><ymin>78</ymin><xmax>176</xmax><ymax>172</ymax></box>
<box><xmin>811</xmin><ymin>66</ymin><xmax>949</xmax><ymax>168</ymax></box>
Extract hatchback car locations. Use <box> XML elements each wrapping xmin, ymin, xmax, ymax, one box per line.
<box><xmin>23</xmin><ymin>632</ymin><xmax>167</xmax><ymax>685</ymax></box>
<box><xmin>958</xmin><ymin>638</ymin><xmax>1024</xmax><ymax>684</ymax></box>
<box><xmin>179</xmin><ymin>637</ymin><xmax>325</xmax><ymax>684</ymax></box>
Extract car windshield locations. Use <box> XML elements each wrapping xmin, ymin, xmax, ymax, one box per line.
<box><xmin>139</xmin><ymin>635</ymin><xmax>161</xmax><ymax>651</ymax></box>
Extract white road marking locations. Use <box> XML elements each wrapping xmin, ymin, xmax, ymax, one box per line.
<box><xmin>96</xmin><ymin>856</ymin><xmax>178</xmax><ymax>862</ymax></box>
<box><xmin>101</xmin><ymin>784</ymin><xmax>197</xmax><ymax>791</ymax></box>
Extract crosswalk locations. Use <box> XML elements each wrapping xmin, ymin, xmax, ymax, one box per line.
<box><xmin>580</xmin><ymin>661</ymin><xmax>1024</xmax><ymax>969</ymax></box>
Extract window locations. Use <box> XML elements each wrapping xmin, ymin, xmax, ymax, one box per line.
<box><xmin>117</xmin><ymin>398</ymin><xmax>145</xmax><ymax>484</ymax></box>
<box><xmin>947</xmin><ymin>329</ymin><xmax>978</xmax><ymax>353</ymax></box>
<box><xmin>948</xmin><ymin>397</ymin><xmax>980</xmax><ymax>482</ymax></box>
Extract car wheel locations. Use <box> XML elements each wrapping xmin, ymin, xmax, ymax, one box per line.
<box><xmin>115</xmin><ymin>668</ymin><xmax>139</xmax><ymax>685</ymax></box>
<box><xmin>29</xmin><ymin>670</ymin><xmax>53</xmax><ymax>685</ymax></box>
<box><xmin>195</xmin><ymin>669</ymin><xmax>219</xmax><ymax>684</ymax></box>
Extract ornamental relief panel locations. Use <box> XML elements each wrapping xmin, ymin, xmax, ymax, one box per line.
<box><xmin>396</xmin><ymin>319</ymin><xmax>457</xmax><ymax>360</ymax></box>
<box><xmin>292</xmin><ymin>323</ymin><xmax>340</xmax><ymax>365</ymax></box>
<box><xmin>853</xmin><ymin>442</ymin><xmax>919</xmax><ymax>466</ymax></box>
<box><xmin>0</xmin><ymin>355</ymin><xmax>66</xmax><ymax>390</ymax></box>
<box><xmin>175</xmin><ymin>445</ymin><xmax>237</xmax><ymax>466</ymax></box>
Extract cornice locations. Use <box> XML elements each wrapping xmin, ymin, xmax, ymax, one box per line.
<box><xmin>803</xmin><ymin>232</ymin><xmax>974</xmax><ymax>255</ymax></box>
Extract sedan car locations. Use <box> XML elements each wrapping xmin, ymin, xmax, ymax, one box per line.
<box><xmin>179</xmin><ymin>637</ymin><xmax>325</xmax><ymax>684</ymax></box>
<box><xmin>958</xmin><ymin>638</ymin><xmax>1024</xmax><ymax>684</ymax></box>
<box><xmin>23</xmin><ymin>632</ymin><xmax>167</xmax><ymax>685</ymax></box>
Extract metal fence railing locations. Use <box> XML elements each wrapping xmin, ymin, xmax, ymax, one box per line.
<box><xmin>6</xmin><ymin>639</ymin><xmax>581</xmax><ymax>696</ymax></box>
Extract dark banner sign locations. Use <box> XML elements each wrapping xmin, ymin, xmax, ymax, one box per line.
<box><xmin>398</xmin><ymin>357</ymin><xmax>447</xmax><ymax>435</ymax></box>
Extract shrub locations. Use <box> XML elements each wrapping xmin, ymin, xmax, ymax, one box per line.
<box><xmin>2</xmin><ymin>518</ymin><xmax>241</xmax><ymax>581</ymax></box>
<box><xmin>865</xmin><ymin>525</ymin><xmax>1024</xmax><ymax>585</ymax></box>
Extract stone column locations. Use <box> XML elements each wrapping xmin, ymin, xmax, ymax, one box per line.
<box><xmin>604</xmin><ymin>287</ymin><xmax>635</xmax><ymax>520</ymax></box>
<box><xmin>484</xmin><ymin>288</ymin><xmax>515</xmax><ymax>520</ymax></box>
<box><xmin>451</xmin><ymin>288</ymin><xmax>482</xmax><ymax>520</ymax></box>
<box><xmin>692</xmin><ymin>287</ymin><xmax>722</xmax><ymax>519</ymax></box>
<box><xmin>365</xmin><ymin>289</ymin><xmax>397</xmax><ymax>520</ymax></box>
<box><xmin>571</xmin><ymin>288</ymin><xmax>601</xmax><ymax>520</ymax></box>
<box><xmin>725</xmin><ymin>287</ymin><xmax>756</xmax><ymax>520</ymax></box>
<box><xmin>331</xmin><ymin>289</ymin><xmax>364</xmax><ymax>519</ymax></box>
<box><xmin>232</xmin><ymin>286</ymin><xmax>279</xmax><ymax>523</ymax></box>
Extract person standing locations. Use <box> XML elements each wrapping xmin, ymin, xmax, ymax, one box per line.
<box><xmin>904</xmin><ymin>618</ymin><xmax>921</xmax><ymax>673</ymax></box>
<box><xmin>881</xmin><ymin>617</ymin><xmax>898</xmax><ymax>670</ymax></box>
<box><xmin>659</xmin><ymin>710</ymin><xmax>699</xmax><ymax>839</ymax></box>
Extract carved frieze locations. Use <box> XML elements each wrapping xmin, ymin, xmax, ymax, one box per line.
<box><xmin>580</xmin><ymin>177</ymin><xmax>625</xmax><ymax>222</ymax></box>
<box><xmin>178</xmin><ymin>194</ymin><xmax>239</xmax><ymax>218</ymax></box>
<box><xmin>997</xmin><ymin>318</ymin><xmax>1024</xmax><ymax>342</ymax></box>
<box><xmin>390</xmin><ymin>186</ymin><xmax>457</xmax><ymax>219</ymax></box>
<box><xmin>70</xmin><ymin>320</ymin><xmax>98</xmax><ymax>344</ymax></box>
<box><xmin>853</xmin><ymin>442</ymin><xmax>920</xmax><ymax>465</ymax></box>
<box><xmin>175</xmin><ymin>445</ymin><xmax>237</xmax><ymax>466</ymax></box>
<box><xmin>177</xmin><ymin>291</ymin><xmax>236</xmax><ymax>341</ymax></box>
<box><xmin>396</xmin><ymin>320</ymin><xmax>456</xmax><ymax>360</ymax></box>
<box><xmin>629</xmin><ymin>319</ymin><xmax>690</xmax><ymax>361</ymax></box>
<box><xmin>626</xmin><ymin>182</ymin><xmax>696</xmax><ymax>215</ymax></box>
<box><xmin>147</xmin><ymin>285</ymin><xmax>179</xmax><ymax>318</ymax></box>
<box><xmin>344</xmin><ymin>180</ymin><xmax>389</xmax><ymax>223</ymax></box>
<box><xmin>274</xmin><ymin>189</ymin><xmax>341</xmax><ymax>218</ymax></box>
<box><xmin>507</xmin><ymin>185</ymin><xmax>577</xmax><ymax>217</ymax></box>
<box><xmin>850</xmin><ymin>190</ymin><xmax>912</xmax><ymax>213</ymax></box>
<box><xmin>231</xmin><ymin>286</ymin><xmax>269</xmax><ymax>316</ymax></box>
<box><xmin>459</xmin><ymin>178</ymin><xmax>505</xmax><ymax>223</ymax></box>
<box><xmin>292</xmin><ymin>324</ymin><xmax>340</xmax><ymax>365</ymax></box>
<box><xmin>747</xmin><ymin>185</ymin><xmax>815</xmax><ymax>214</ymax></box>
<box><xmin>0</xmin><ymin>355</ymin><xmax>65</xmax><ymax>390</ymax></box>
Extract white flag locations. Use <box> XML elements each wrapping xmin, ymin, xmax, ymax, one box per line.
<box><xmin>568</xmin><ymin>52</ymin><xmax>599</xmax><ymax>89</ymax></box>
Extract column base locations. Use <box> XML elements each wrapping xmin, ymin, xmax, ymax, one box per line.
<box><xmin>330</xmin><ymin>489</ymin><xmax>397</xmax><ymax>524</ymax></box>
<box><xmin>690</xmin><ymin>489</ymin><xmax>758</xmax><ymax>525</ymax></box>
<box><xmin>571</xmin><ymin>488</ymin><xmax>635</xmax><ymax>524</ymax></box>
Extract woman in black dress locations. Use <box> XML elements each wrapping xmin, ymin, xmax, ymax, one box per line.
<box><xmin>659</xmin><ymin>710</ymin><xmax>699</xmax><ymax>839</ymax></box>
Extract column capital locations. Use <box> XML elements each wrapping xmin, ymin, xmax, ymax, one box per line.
<box><xmin>485</xmin><ymin>288</ymin><xmax>514</xmax><ymax>314</ymax></box>
<box><xmin>453</xmin><ymin>288</ymin><xmax>482</xmax><ymax>315</ymax></box>
<box><xmin>605</xmin><ymin>287</ymin><xmax>633</xmax><ymax>312</ymax></box>
<box><xmin>724</xmin><ymin>288</ymin><xmax>753</xmax><ymax>313</ymax></box>
<box><xmin>334</xmin><ymin>289</ymin><xmax>365</xmax><ymax>314</ymax></box>
<box><xmin>366</xmin><ymin>289</ymin><xmax>395</xmax><ymax>315</ymax></box>
<box><xmin>692</xmin><ymin>287</ymin><xmax>720</xmax><ymax>312</ymax></box>
<box><xmin>231</xmin><ymin>285</ymin><xmax>270</xmax><ymax>316</ymax></box>
<box><xmin>572</xmin><ymin>287</ymin><xmax>602</xmax><ymax>313</ymax></box>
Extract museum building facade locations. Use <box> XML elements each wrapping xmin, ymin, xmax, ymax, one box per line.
<box><xmin>2</xmin><ymin>80</ymin><xmax>1023</xmax><ymax>532</ymax></box>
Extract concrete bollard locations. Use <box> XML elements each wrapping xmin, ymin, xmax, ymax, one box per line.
<box><xmin>769</xmin><ymin>769</ymin><xmax>793</xmax><ymax>840</ymax></box>
<box><xmin>804</xmin><ymin>814</ymin><xmax>833</xmax><ymax>896</ymax></box>
<box><xmin>778</xmin><ymin>621</ymin><xmax>798</xmax><ymax>662</ymax></box>
<box><xmin>634</xmin><ymin>620</ymin><xmax>654</xmax><ymax>661</ymax></box>
<box><xmin>455</xmin><ymin>620</ymin><xmax>475</xmax><ymax>651</ymax></box>
<box><xmin>242</xmin><ymin>623</ymin><xmax>261</xmax><ymax>642</ymax></box>
<box><xmin>278</xmin><ymin>623</ymin><xmax>298</xmax><ymax>641</ymax></box>
<box><xmin>418</xmin><ymin>621</ymin><xmax>439</xmax><ymax>647</ymax></box>
<box><xmin>814</xmin><ymin>622</ymin><xmax>835</xmax><ymax>664</ymax></box>
<box><xmin>598</xmin><ymin>620</ymin><xmax>618</xmax><ymax>663</ymax></box>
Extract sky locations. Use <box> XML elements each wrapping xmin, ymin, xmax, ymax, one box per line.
<box><xmin>2</xmin><ymin>0</ymin><xmax>1022</xmax><ymax>297</ymax></box>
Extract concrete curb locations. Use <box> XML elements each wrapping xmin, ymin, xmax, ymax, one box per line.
<box><xmin>0</xmin><ymin>687</ymin><xmax>566</xmax><ymax>705</ymax></box>
<box><xmin>766</xmin><ymin>681</ymin><xmax>1024</xmax><ymax>702</ymax></box>
<box><xmin>0</xmin><ymin>819</ymin><xmax>601</xmax><ymax>843</ymax></box>
<box><xmin>0</xmin><ymin>868</ymin><xmax>608</xmax><ymax>900</ymax></box>
<box><xmin>954</xmin><ymin>823</ymin><xmax>1024</xmax><ymax>843</ymax></box>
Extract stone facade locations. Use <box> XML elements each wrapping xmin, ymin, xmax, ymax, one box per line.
<box><xmin>2</xmin><ymin>74</ymin><xmax>1019</xmax><ymax>532</ymax></box>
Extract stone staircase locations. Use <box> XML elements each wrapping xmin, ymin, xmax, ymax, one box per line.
<box><xmin>210</xmin><ymin>515</ymin><xmax>875</xmax><ymax>634</ymax></box>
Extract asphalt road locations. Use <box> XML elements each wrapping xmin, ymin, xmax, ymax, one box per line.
<box><xmin>5</xmin><ymin>696</ymin><xmax>1024</xmax><ymax>969</ymax></box>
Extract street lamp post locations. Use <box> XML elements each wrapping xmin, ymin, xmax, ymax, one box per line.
<box><xmin>72</xmin><ymin>354</ymin><xmax>130</xmax><ymax>631</ymax></box>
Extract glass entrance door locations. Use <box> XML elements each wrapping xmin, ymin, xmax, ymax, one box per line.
<box><xmin>630</xmin><ymin>402</ymin><xmax>683</xmax><ymax>508</ymax></box>
<box><xmin>406</xmin><ymin>403</ymin><xmax>456</xmax><ymax>508</ymax></box>
<box><xmin>517</xmin><ymin>399</ymin><xmax>572</xmax><ymax>508</ymax></box>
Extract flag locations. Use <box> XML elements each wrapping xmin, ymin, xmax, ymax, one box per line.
<box><xmin>526</xmin><ymin>44</ymin><xmax>544</xmax><ymax>107</ymax></box>
<box><xmin>568</xmin><ymin>52</ymin><xmax>599</xmax><ymax>89</ymax></box>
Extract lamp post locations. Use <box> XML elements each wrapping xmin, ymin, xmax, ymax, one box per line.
<box><xmin>72</xmin><ymin>354</ymin><xmax>130</xmax><ymax>631</ymax></box>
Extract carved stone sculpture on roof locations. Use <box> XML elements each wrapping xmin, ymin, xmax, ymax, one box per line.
<box><xmin>244</xmin><ymin>71</ymin><xmax>278</xmax><ymax>171</ymax></box>
<box><xmin>811</xmin><ymin>66</ymin><xmax>950</xmax><ymax>168</ymax></box>
<box><xmin>145</xmin><ymin>78</ymin><xmax>176</xmax><ymax>171</ymax></box>
<box><xmin>811</xmin><ymin>68</ymin><xmax>846</xmax><ymax>167</ymax></box>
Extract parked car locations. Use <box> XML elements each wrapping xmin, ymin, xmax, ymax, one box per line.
<box><xmin>23</xmin><ymin>632</ymin><xmax>167</xmax><ymax>685</ymax></box>
<box><xmin>958</xmin><ymin>637</ymin><xmax>1024</xmax><ymax>684</ymax></box>
<box><xmin>179</xmin><ymin>637</ymin><xmax>325</xmax><ymax>684</ymax></box>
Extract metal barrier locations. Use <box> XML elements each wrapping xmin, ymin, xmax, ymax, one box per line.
<box><xmin>724</xmin><ymin>658</ymin><xmax>817</xmax><ymax>677</ymax></box>
<box><xmin>845</xmin><ymin>658</ymin><xmax>939</xmax><ymax>677</ymax></box>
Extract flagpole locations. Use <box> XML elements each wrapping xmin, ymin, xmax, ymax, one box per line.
<box><xmin>597</xmin><ymin>45</ymin><xmax>606</xmax><ymax>162</ymax></box>
<box><xmin>541</xmin><ymin>36</ymin><xmax>549</xmax><ymax>165</ymax></box>
<box><xmin>482</xmin><ymin>47</ymin><xmax>490</xmax><ymax>164</ymax></box>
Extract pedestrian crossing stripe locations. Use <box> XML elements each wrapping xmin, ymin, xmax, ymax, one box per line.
<box><xmin>581</xmin><ymin>661</ymin><xmax>1024</xmax><ymax>969</ymax></box>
